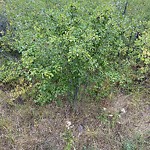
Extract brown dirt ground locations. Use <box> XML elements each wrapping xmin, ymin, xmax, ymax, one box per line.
<box><xmin>0</xmin><ymin>88</ymin><xmax>149</xmax><ymax>150</ymax></box>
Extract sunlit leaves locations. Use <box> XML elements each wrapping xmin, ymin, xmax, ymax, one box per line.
<box><xmin>1</xmin><ymin>0</ymin><xmax>149</xmax><ymax>104</ymax></box>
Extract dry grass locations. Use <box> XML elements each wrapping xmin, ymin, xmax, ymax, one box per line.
<box><xmin>0</xmin><ymin>87</ymin><xmax>149</xmax><ymax>150</ymax></box>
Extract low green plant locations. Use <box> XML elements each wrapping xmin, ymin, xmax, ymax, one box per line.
<box><xmin>82</xmin><ymin>146</ymin><xmax>95</xmax><ymax>150</ymax></box>
<box><xmin>122</xmin><ymin>133</ymin><xmax>149</xmax><ymax>150</ymax></box>
<box><xmin>97</xmin><ymin>110</ymin><xmax>119</xmax><ymax>128</ymax></box>
<box><xmin>122</xmin><ymin>139</ymin><xmax>135</xmax><ymax>150</ymax></box>
<box><xmin>63</xmin><ymin>129</ymin><xmax>74</xmax><ymax>150</ymax></box>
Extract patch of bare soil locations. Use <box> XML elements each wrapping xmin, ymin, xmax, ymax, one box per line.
<box><xmin>0</xmin><ymin>89</ymin><xmax>149</xmax><ymax>150</ymax></box>
<box><xmin>110</xmin><ymin>94</ymin><xmax>149</xmax><ymax>135</ymax></box>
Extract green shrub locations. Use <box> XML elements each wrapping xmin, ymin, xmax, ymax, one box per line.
<box><xmin>0</xmin><ymin>0</ymin><xmax>149</xmax><ymax>105</ymax></box>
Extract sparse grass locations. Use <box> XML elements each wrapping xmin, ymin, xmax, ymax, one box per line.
<box><xmin>0</xmin><ymin>87</ymin><xmax>149</xmax><ymax>150</ymax></box>
<box><xmin>122</xmin><ymin>132</ymin><xmax>150</xmax><ymax>150</ymax></box>
<box><xmin>97</xmin><ymin>109</ymin><xmax>120</xmax><ymax>129</ymax></box>
<box><xmin>63</xmin><ymin>129</ymin><xmax>74</xmax><ymax>150</ymax></box>
<box><xmin>0</xmin><ymin>117</ymin><xmax>12</xmax><ymax>133</ymax></box>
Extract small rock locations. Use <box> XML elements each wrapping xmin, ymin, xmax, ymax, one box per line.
<box><xmin>66</xmin><ymin>120</ymin><xmax>71</xmax><ymax>129</ymax></box>
<box><xmin>120</xmin><ymin>108</ymin><xmax>126</xmax><ymax>114</ymax></box>
<box><xmin>103</xmin><ymin>107</ymin><xmax>107</xmax><ymax>111</ymax></box>
<box><xmin>78</xmin><ymin>124</ymin><xmax>84</xmax><ymax>133</ymax></box>
<box><xmin>108</xmin><ymin>114</ymin><xmax>113</xmax><ymax>117</ymax></box>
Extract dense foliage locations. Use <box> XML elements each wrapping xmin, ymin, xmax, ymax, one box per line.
<box><xmin>0</xmin><ymin>0</ymin><xmax>149</xmax><ymax>105</ymax></box>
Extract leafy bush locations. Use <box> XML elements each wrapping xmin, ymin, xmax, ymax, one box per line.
<box><xmin>0</xmin><ymin>0</ymin><xmax>149</xmax><ymax>105</ymax></box>
<box><xmin>134</xmin><ymin>21</ymin><xmax>150</xmax><ymax>78</ymax></box>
